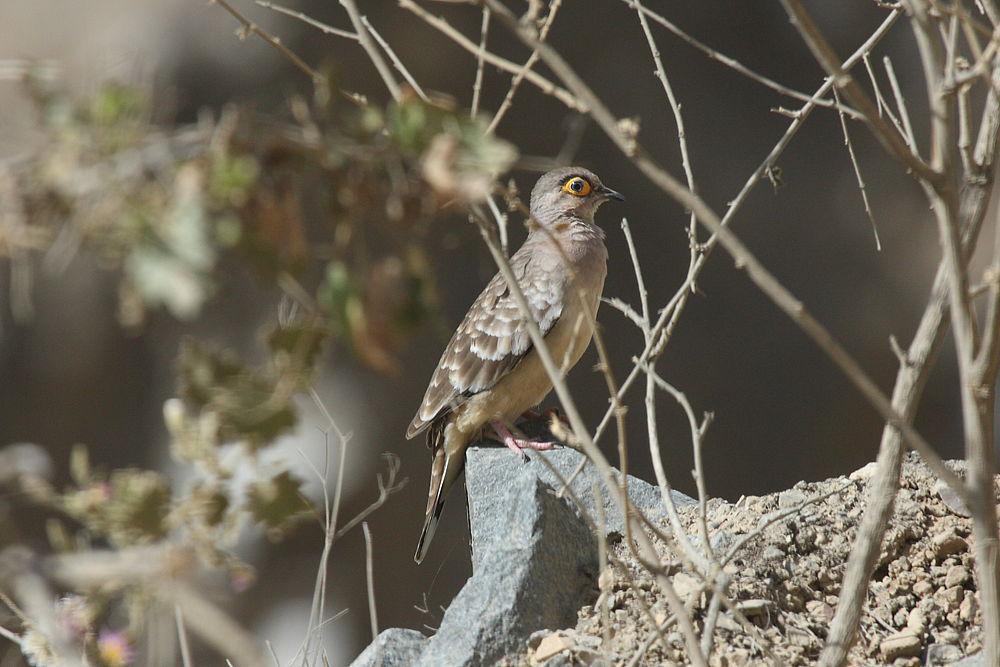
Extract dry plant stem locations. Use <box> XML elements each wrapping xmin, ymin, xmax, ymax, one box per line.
<box><xmin>470</xmin><ymin>5</ymin><xmax>490</xmax><ymax>117</ymax></box>
<box><xmin>645</xmin><ymin>366</ymin><xmax>714</xmax><ymax>561</ymax></box>
<box><xmin>779</xmin><ymin>0</ymin><xmax>940</xmax><ymax>184</ymax></box>
<box><xmin>863</xmin><ymin>53</ymin><xmax>906</xmax><ymax>137</ymax></box>
<box><xmin>0</xmin><ymin>624</ymin><xmax>20</xmax><ymax>646</ymax></box>
<box><xmin>832</xmin><ymin>86</ymin><xmax>882</xmax><ymax>250</ymax></box>
<box><xmin>820</xmin><ymin>34</ymin><xmax>1000</xmax><ymax>667</ymax></box>
<box><xmin>632</xmin><ymin>0</ymin><xmax>699</xmax><ymax>256</ymax></box>
<box><xmin>622</xmin><ymin>216</ymin><xmax>699</xmax><ymax>559</ymax></box>
<box><xmin>591</xmin><ymin>482</ymin><xmax>612</xmax><ymax>649</ymax></box>
<box><xmin>340</xmin><ymin>0</ymin><xmax>402</xmax><ymax>101</ymax></box>
<box><xmin>485</xmin><ymin>0</ymin><xmax>970</xmax><ymax>504</ymax></box>
<box><xmin>884</xmin><ymin>56</ymin><xmax>920</xmax><ymax>152</ymax></box>
<box><xmin>360</xmin><ymin>16</ymin><xmax>429</xmax><ymax>101</ymax></box>
<box><xmin>620</xmin><ymin>270</ymin><xmax>714</xmax><ymax>576</ymax></box>
<box><xmin>468</xmin><ymin>209</ymin><xmax>707</xmax><ymax>667</ymax></box>
<box><xmin>626</xmin><ymin>612</ymin><xmax>677</xmax><ymax>667</ymax></box>
<box><xmin>212</xmin><ymin>0</ymin><xmax>325</xmax><ymax>90</ymax></box>
<box><xmin>170</xmin><ymin>583</ymin><xmax>267</xmax><ymax>667</ymax></box>
<box><xmin>700</xmin><ymin>585</ymin><xmax>724</xmax><ymax>657</ymax></box>
<box><xmin>398</xmin><ymin>0</ymin><xmax>583</xmax><ymax>111</ymax></box>
<box><xmin>303</xmin><ymin>387</ymin><xmax>351</xmax><ymax>665</ymax></box>
<box><xmin>174</xmin><ymin>603</ymin><xmax>194</xmax><ymax>667</ymax></box>
<box><xmin>254</xmin><ymin>1</ymin><xmax>359</xmax><ymax>41</ymax></box>
<box><xmin>587</xmin><ymin>9</ymin><xmax>901</xmax><ymax>453</ymax></box>
<box><xmin>362</xmin><ymin>522</ymin><xmax>378</xmax><ymax>641</ymax></box>
<box><xmin>486</xmin><ymin>0</ymin><xmax>562</xmax><ymax>134</ymax></box>
<box><xmin>905</xmin><ymin>4</ymin><xmax>1000</xmax><ymax>662</ymax></box>
<box><xmin>623</xmin><ymin>0</ymin><xmax>863</xmax><ymax>120</ymax></box>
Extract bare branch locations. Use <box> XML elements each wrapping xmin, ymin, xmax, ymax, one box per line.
<box><xmin>212</xmin><ymin>0</ymin><xmax>327</xmax><ymax>96</ymax></box>
<box><xmin>779</xmin><ymin>0</ymin><xmax>941</xmax><ymax>183</ymax></box>
<box><xmin>254</xmin><ymin>1</ymin><xmax>359</xmax><ymax>41</ymax></box>
<box><xmin>486</xmin><ymin>0</ymin><xmax>563</xmax><ymax>134</ymax></box>
<box><xmin>624</xmin><ymin>0</ymin><xmax>864</xmax><ymax>119</ymax></box>
<box><xmin>362</xmin><ymin>523</ymin><xmax>378</xmax><ymax>642</ymax></box>
<box><xmin>398</xmin><ymin>0</ymin><xmax>583</xmax><ymax>111</ymax></box>
<box><xmin>470</xmin><ymin>5</ymin><xmax>490</xmax><ymax>117</ymax></box>
<box><xmin>339</xmin><ymin>0</ymin><xmax>402</xmax><ymax>101</ymax></box>
<box><xmin>832</xmin><ymin>86</ymin><xmax>882</xmax><ymax>250</ymax></box>
<box><xmin>360</xmin><ymin>15</ymin><xmax>429</xmax><ymax>101</ymax></box>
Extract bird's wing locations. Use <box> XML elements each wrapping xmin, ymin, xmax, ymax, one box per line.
<box><xmin>406</xmin><ymin>247</ymin><xmax>564</xmax><ymax>439</ymax></box>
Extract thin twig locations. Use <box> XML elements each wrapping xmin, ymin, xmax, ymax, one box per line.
<box><xmin>884</xmin><ymin>56</ymin><xmax>920</xmax><ymax>152</ymax></box>
<box><xmin>212</xmin><ymin>0</ymin><xmax>326</xmax><ymax>93</ymax></box>
<box><xmin>470</xmin><ymin>5</ymin><xmax>490</xmax><ymax>117</ymax></box>
<box><xmin>779</xmin><ymin>0</ymin><xmax>940</xmax><ymax>183</ymax></box>
<box><xmin>360</xmin><ymin>16</ymin><xmax>429</xmax><ymax>101</ymax></box>
<box><xmin>174</xmin><ymin>603</ymin><xmax>193</xmax><ymax>667</ymax></box>
<box><xmin>633</xmin><ymin>0</ymin><xmax>699</xmax><ymax>254</ymax></box>
<box><xmin>339</xmin><ymin>0</ymin><xmax>402</xmax><ymax>101</ymax></box>
<box><xmin>486</xmin><ymin>0</ymin><xmax>562</xmax><ymax>134</ymax></box>
<box><xmin>254</xmin><ymin>1</ymin><xmax>359</xmax><ymax>41</ymax></box>
<box><xmin>832</xmin><ymin>86</ymin><xmax>882</xmax><ymax>250</ymax></box>
<box><xmin>584</xmin><ymin>10</ymin><xmax>902</xmax><ymax>461</ymax></box>
<box><xmin>362</xmin><ymin>522</ymin><xmax>378</xmax><ymax>642</ymax></box>
<box><xmin>398</xmin><ymin>0</ymin><xmax>583</xmax><ymax>111</ymax></box>
<box><xmin>623</xmin><ymin>0</ymin><xmax>864</xmax><ymax>119</ymax></box>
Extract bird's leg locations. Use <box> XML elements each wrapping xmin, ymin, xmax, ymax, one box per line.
<box><xmin>489</xmin><ymin>420</ymin><xmax>557</xmax><ymax>461</ymax></box>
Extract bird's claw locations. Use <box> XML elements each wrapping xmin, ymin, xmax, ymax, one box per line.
<box><xmin>490</xmin><ymin>419</ymin><xmax>556</xmax><ymax>462</ymax></box>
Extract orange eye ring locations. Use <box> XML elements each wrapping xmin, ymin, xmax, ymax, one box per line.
<box><xmin>562</xmin><ymin>176</ymin><xmax>592</xmax><ymax>197</ymax></box>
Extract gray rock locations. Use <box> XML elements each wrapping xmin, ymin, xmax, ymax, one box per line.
<box><xmin>349</xmin><ymin>628</ymin><xmax>428</xmax><ymax>667</ymax></box>
<box><xmin>465</xmin><ymin>446</ymin><xmax>693</xmax><ymax>571</ymax></box>
<box><xmin>415</xmin><ymin>469</ymin><xmax>598</xmax><ymax>666</ymax></box>
<box><xmin>351</xmin><ymin>446</ymin><xmax>682</xmax><ymax>667</ymax></box>
<box><xmin>926</xmin><ymin>643</ymin><xmax>963</xmax><ymax>665</ymax></box>
<box><xmin>949</xmin><ymin>654</ymin><xmax>984</xmax><ymax>666</ymax></box>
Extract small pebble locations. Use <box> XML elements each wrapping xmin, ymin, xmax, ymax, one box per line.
<box><xmin>935</xmin><ymin>585</ymin><xmax>964</xmax><ymax>609</ymax></box>
<box><xmin>944</xmin><ymin>565</ymin><xmax>970</xmax><ymax>588</ymax></box>
<box><xmin>932</xmin><ymin>530</ymin><xmax>968</xmax><ymax>559</ymax></box>
<box><xmin>533</xmin><ymin>634</ymin><xmax>572</xmax><ymax>662</ymax></box>
<box><xmin>926</xmin><ymin>643</ymin><xmax>963</xmax><ymax>665</ymax></box>
<box><xmin>879</xmin><ymin>631</ymin><xmax>922</xmax><ymax>661</ymax></box>
<box><xmin>959</xmin><ymin>594</ymin><xmax>977</xmax><ymax>621</ymax></box>
<box><xmin>935</xmin><ymin>479</ymin><xmax>971</xmax><ymax>517</ymax></box>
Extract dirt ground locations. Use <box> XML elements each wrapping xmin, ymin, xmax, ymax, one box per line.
<box><xmin>507</xmin><ymin>453</ymin><xmax>996</xmax><ymax>666</ymax></box>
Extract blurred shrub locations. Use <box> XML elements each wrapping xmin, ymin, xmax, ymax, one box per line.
<box><xmin>0</xmin><ymin>74</ymin><xmax>513</xmax><ymax>666</ymax></box>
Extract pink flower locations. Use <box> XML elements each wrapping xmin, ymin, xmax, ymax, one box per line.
<box><xmin>97</xmin><ymin>629</ymin><xmax>134</xmax><ymax>666</ymax></box>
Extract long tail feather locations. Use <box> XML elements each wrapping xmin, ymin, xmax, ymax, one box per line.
<box><xmin>414</xmin><ymin>423</ymin><xmax>464</xmax><ymax>564</ymax></box>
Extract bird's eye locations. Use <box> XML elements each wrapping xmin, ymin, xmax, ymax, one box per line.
<box><xmin>562</xmin><ymin>176</ymin><xmax>592</xmax><ymax>197</ymax></box>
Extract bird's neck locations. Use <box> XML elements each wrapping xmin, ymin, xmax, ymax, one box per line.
<box><xmin>531</xmin><ymin>214</ymin><xmax>605</xmax><ymax>243</ymax></box>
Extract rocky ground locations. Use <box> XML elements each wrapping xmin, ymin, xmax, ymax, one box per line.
<box><xmin>506</xmin><ymin>453</ymin><xmax>993</xmax><ymax>666</ymax></box>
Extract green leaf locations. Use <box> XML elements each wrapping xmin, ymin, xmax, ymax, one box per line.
<box><xmin>245</xmin><ymin>471</ymin><xmax>309</xmax><ymax>535</ymax></box>
<box><xmin>176</xmin><ymin>339</ymin><xmax>300</xmax><ymax>450</ymax></box>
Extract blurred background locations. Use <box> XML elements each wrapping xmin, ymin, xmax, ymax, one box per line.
<box><xmin>0</xmin><ymin>0</ymin><xmax>987</xmax><ymax>664</ymax></box>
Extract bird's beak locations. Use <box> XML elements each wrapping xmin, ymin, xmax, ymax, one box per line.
<box><xmin>598</xmin><ymin>185</ymin><xmax>625</xmax><ymax>202</ymax></box>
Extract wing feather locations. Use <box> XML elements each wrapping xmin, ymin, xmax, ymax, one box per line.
<box><xmin>405</xmin><ymin>244</ymin><xmax>564</xmax><ymax>439</ymax></box>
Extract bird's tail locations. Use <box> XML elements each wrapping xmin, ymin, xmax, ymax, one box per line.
<box><xmin>414</xmin><ymin>422</ymin><xmax>464</xmax><ymax>564</ymax></box>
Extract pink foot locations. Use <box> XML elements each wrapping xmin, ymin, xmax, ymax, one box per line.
<box><xmin>490</xmin><ymin>420</ymin><xmax>557</xmax><ymax>461</ymax></box>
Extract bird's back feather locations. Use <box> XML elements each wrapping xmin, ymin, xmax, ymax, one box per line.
<box><xmin>406</xmin><ymin>240</ymin><xmax>565</xmax><ymax>439</ymax></box>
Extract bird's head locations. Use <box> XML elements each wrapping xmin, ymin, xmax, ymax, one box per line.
<box><xmin>528</xmin><ymin>166</ymin><xmax>624</xmax><ymax>226</ymax></box>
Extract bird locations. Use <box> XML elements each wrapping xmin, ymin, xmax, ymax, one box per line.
<box><xmin>406</xmin><ymin>166</ymin><xmax>624</xmax><ymax>564</ymax></box>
